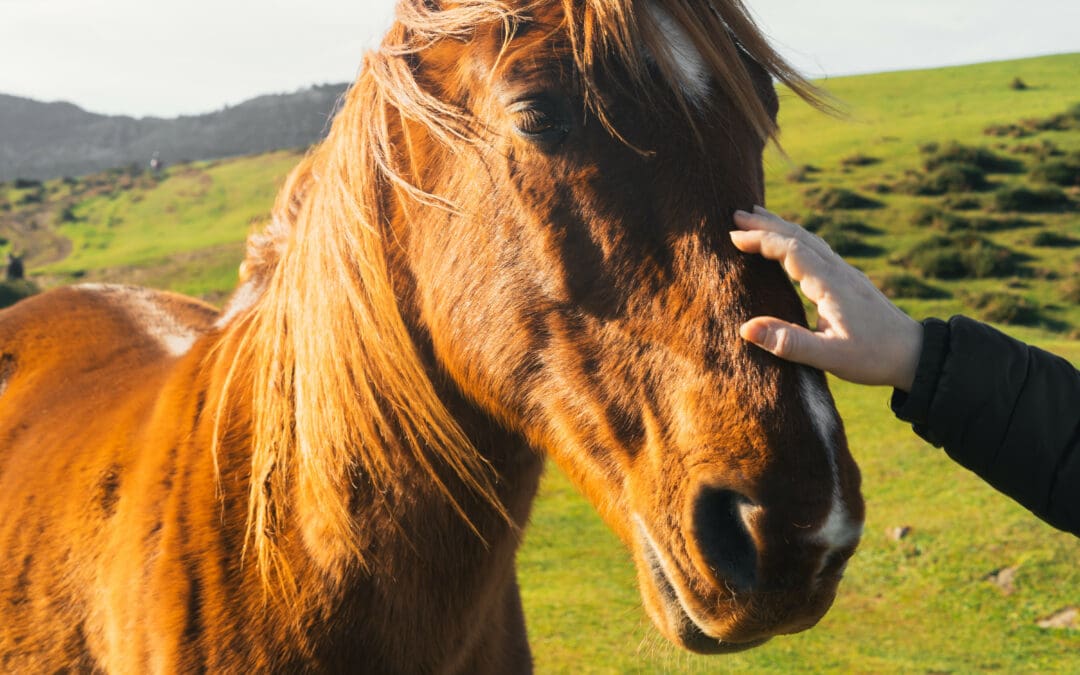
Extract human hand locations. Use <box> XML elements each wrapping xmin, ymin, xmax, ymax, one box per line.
<box><xmin>730</xmin><ymin>206</ymin><xmax>923</xmax><ymax>392</ymax></box>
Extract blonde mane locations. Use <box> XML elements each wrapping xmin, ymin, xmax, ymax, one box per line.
<box><xmin>214</xmin><ymin>0</ymin><xmax>824</xmax><ymax>592</ymax></box>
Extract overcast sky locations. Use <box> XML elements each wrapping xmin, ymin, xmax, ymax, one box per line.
<box><xmin>1</xmin><ymin>0</ymin><xmax>1077</xmax><ymax>118</ymax></box>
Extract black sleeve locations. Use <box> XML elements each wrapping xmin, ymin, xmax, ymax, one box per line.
<box><xmin>890</xmin><ymin>316</ymin><xmax>1080</xmax><ymax>537</ymax></box>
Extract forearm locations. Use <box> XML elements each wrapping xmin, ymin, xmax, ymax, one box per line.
<box><xmin>891</xmin><ymin>317</ymin><xmax>1080</xmax><ymax>536</ymax></box>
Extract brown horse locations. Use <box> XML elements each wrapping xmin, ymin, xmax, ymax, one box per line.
<box><xmin>0</xmin><ymin>0</ymin><xmax>864</xmax><ymax>670</ymax></box>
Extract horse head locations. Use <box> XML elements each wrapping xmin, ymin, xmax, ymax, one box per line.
<box><xmin>232</xmin><ymin>0</ymin><xmax>865</xmax><ymax>655</ymax></box>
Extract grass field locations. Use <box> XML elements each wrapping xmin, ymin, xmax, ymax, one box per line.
<box><xmin>1</xmin><ymin>54</ymin><xmax>1078</xmax><ymax>672</ymax></box>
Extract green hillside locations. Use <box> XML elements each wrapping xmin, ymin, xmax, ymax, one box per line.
<box><xmin>1</xmin><ymin>54</ymin><xmax>1078</xmax><ymax>671</ymax></box>
<box><xmin>765</xmin><ymin>53</ymin><xmax>1080</xmax><ymax>344</ymax></box>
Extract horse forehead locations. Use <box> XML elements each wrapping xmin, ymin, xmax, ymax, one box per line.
<box><xmin>74</xmin><ymin>284</ymin><xmax>203</xmax><ymax>357</ymax></box>
<box><xmin>643</xmin><ymin>1</ymin><xmax>710</xmax><ymax>100</ymax></box>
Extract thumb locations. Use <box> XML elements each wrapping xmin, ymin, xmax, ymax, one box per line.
<box><xmin>739</xmin><ymin>317</ymin><xmax>825</xmax><ymax>368</ymax></box>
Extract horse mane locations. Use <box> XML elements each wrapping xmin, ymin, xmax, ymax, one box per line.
<box><xmin>214</xmin><ymin>0</ymin><xmax>824</xmax><ymax>594</ymax></box>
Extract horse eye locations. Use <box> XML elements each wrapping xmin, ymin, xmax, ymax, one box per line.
<box><xmin>510</xmin><ymin>98</ymin><xmax>569</xmax><ymax>145</ymax></box>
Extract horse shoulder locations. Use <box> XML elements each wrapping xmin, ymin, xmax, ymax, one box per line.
<box><xmin>0</xmin><ymin>284</ymin><xmax>222</xmax><ymax>669</ymax></box>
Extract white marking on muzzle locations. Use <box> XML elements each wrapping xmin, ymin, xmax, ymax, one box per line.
<box><xmin>644</xmin><ymin>1</ymin><xmax>711</xmax><ymax>99</ymax></box>
<box><xmin>798</xmin><ymin>369</ymin><xmax>862</xmax><ymax>553</ymax></box>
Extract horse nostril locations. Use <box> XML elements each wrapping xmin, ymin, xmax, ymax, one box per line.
<box><xmin>692</xmin><ymin>487</ymin><xmax>758</xmax><ymax>592</ymax></box>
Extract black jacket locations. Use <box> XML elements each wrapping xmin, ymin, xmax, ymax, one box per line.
<box><xmin>891</xmin><ymin>316</ymin><xmax>1080</xmax><ymax>537</ymax></box>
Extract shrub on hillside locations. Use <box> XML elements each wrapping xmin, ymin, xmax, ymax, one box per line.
<box><xmin>861</xmin><ymin>181</ymin><xmax>893</xmax><ymax>195</ymax></box>
<box><xmin>920</xmin><ymin>213</ymin><xmax>1040</xmax><ymax>233</ymax></box>
<box><xmin>910</xmin><ymin>207</ymin><xmax>969</xmax><ymax>231</ymax></box>
<box><xmin>984</xmin><ymin>123</ymin><xmax>1032</xmax><ymax>138</ymax></box>
<box><xmin>817</xmin><ymin>229</ymin><xmax>883</xmax><ymax>257</ymax></box>
<box><xmin>805</xmin><ymin>187</ymin><xmax>882</xmax><ymax>210</ymax></box>
<box><xmin>787</xmin><ymin>164</ymin><xmax>819</xmax><ymax>183</ymax></box>
<box><xmin>1011</xmin><ymin>140</ymin><xmax>1062</xmax><ymax>159</ymax></box>
<box><xmin>17</xmin><ymin>190</ymin><xmax>43</xmax><ymax>205</ymax></box>
<box><xmin>965</xmin><ymin>292</ymin><xmax>1042</xmax><ymax>326</ymax></box>
<box><xmin>840</xmin><ymin>154</ymin><xmax>880</xmax><ymax>169</ymax></box>
<box><xmin>0</xmin><ymin>280</ymin><xmax>38</xmax><ymax>309</ymax></box>
<box><xmin>1030</xmin><ymin>231</ymin><xmax>1080</xmax><ymax>248</ymax></box>
<box><xmin>1009</xmin><ymin>77</ymin><xmax>1029</xmax><ymax>91</ymax></box>
<box><xmin>799</xmin><ymin>214</ymin><xmax>830</xmax><ymax>232</ymax></box>
<box><xmin>993</xmin><ymin>186</ymin><xmax>1073</xmax><ymax>212</ymax></box>
<box><xmin>1030</xmin><ymin>155</ymin><xmax>1080</xmax><ymax>188</ymax></box>
<box><xmin>902</xmin><ymin>162</ymin><xmax>991</xmax><ymax>195</ymax></box>
<box><xmin>876</xmin><ymin>274</ymin><xmax>949</xmax><ymax>300</ymax></box>
<box><xmin>922</xmin><ymin>142</ymin><xmax>1023</xmax><ymax>174</ymax></box>
<box><xmin>800</xmin><ymin>214</ymin><xmax>881</xmax><ymax>236</ymax></box>
<box><xmin>942</xmin><ymin>195</ymin><xmax>982</xmax><ymax>210</ymax></box>
<box><xmin>56</xmin><ymin>207</ymin><xmax>78</xmax><ymax>224</ymax></box>
<box><xmin>1025</xmin><ymin>104</ymin><xmax>1080</xmax><ymax>132</ymax></box>
<box><xmin>902</xmin><ymin>234</ymin><xmax>1021</xmax><ymax>279</ymax></box>
<box><xmin>13</xmin><ymin>178</ymin><xmax>42</xmax><ymax>190</ymax></box>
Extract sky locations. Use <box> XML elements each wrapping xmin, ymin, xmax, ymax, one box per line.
<box><xmin>1</xmin><ymin>0</ymin><xmax>1077</xmax><ymax>118</ymax></box>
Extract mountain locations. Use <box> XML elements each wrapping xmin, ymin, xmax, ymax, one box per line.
<box><xmin>0</xmin><ymin>84</ymin><xmax>349</xmax><ymax>182</ymax></box>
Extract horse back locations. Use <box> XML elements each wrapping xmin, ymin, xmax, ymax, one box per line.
<box><xmin>0</xmin><ymin>284</ymin><xmax>219</xmax><ymax>670</ymax></box>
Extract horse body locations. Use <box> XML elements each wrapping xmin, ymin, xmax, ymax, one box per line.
<box><xmin>0</xmin><ymin>285</ymin><xmax>540</xmax><ymax>671</ymax></box>
<box><xmin>1</xmin><ymin>0</ymin><xmax>864</xmax><ymax>670</ymax></box>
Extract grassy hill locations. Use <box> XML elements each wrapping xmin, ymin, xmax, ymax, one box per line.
<box><xmin>765</xmin><ymin>53</ymin><xmax>1080</xmax><ymax>342</ymax></box>
<box><xmin>1</xmin><ymin>54</ymin><xmax>1078</xmax><ymax>671</ymax></box>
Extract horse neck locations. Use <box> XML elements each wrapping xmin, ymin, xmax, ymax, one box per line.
<box><xmin>207</xmin><ymin>268</ymin><xmax>543</xmax><ymax>667</ymax></box>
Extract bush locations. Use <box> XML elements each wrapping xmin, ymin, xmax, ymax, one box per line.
<box><xmin>861</xmin><ymin>181</ymin><xmax>893</xmax><ymax>195</ymax></box>
<box><xmin>840</xmin><ymin>154</ymin><xmax>880</xmax><ymax>168</ymax></box>
<box><xmin>787</xmin><ymin>164</ymin><xmax>820</xmax><ymax>183</ymax></box>
<box><xmin>993</xmin><ymin>186</ymin><xmax>1073</xmax><ymax>212</ymax></box>
<box><xmin>1030</xmin><ymin>156</ymin><xmax>1080</xmax><ymax>187</ymax></box>
<box><xmin>922</xmin><ymin>142</ymin><xmax>1023</xmax><ymax>174</ymax></box>
<box><xmin>966</xmin><ymin>292</ymin><xmax>1042</xmax><ymax>326</ymax></box>
<box><xmin>902</xmin><ymin>234</ymin><xmax>1020</xmax><ymax>279</ymax></box>
<box><xmin>1030</xmin><ymin>231</ymin><xmax>1080</xmax><ymax>248</ymax></box>
<box><xmin>1010</xmin><ymin>77</ymin><xmax>1029</xmax><ymax>91</ymax></box>
<box><xmin>910</xmin><ymin>207</ymin><xmax>969</xmax><ymax>231</ymax></box>
<box><xmin>984</xmin><ymin>123</ymin><xmax>1032</xmax><ymax>138</ymax></box>
<box><xmin>1011</xmin><ymin>140</ymin><xmax>1062</xmax><ymax>159</ymax></box>
<box><xmin>0</xmin><ymin>280</ymin><xmax>38</xmax><ymax>309</ymax></box>
<box><xmin>817</xmin><ymin>229</ymin><xmax>883</xmax><ymax>257</ymax></box>
<box><xmin>13</xmin><ymin>178</ymin><xmax>42</xmax><ymax>190</ymax></box>
<box><xmin>805</xmin><ymin>187</ymin><xmax>883</xmax><ymax>210</ymax></box>
<box><xmin>17</xmin><ymin>190</ymin><xmax>43</xmax><ymax>205</ymax></box>
<box><xmin>942</xmin><ymin>195</ymin><xmax>982</xmax><ymax>211</ymax></box>
<box><xmin>904</xmin><ymin>162</ymin><xmax>991</xmax><ymax>195</ymax></box>
<box><xmin>876</xmin><ymin>274</ymin><xmax>949</xmax><ymax>300</ymax></box>
<box><xmin>56</xmin><ymin>207</ymin><xmax>78</xmax><ymax>224</ymax></box>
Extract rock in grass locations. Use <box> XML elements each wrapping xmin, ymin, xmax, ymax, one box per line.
<box><xmin>986</xmin><ymin>566</ymin><xmax>1019</xmax><ymax>595</ymax></box>
<box><xmin>1036</xmin><ymin>607</ymin><xmax>1078</xmax><ymax>630</ymax></box>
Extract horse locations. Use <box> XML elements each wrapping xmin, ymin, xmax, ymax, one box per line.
<box><xmin>0</xmin><ymin>0</ymin><xmax>864</xmax><ymax>670</ymax></box>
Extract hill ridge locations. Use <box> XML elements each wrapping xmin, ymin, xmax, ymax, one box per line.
<box><xmin>0</xmin><ymin>83</ymin><xmax>349</xmax><ymax>182</ymax></box>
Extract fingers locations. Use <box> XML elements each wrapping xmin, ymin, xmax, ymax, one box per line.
<box><xmin>733</xmin><ymin>206</ymin><xmax>835</xmax><ymax>260</ymax></box>
<box><xmin>739</xmin><ymin>317</ymin><xmax>832</xmax><ymax>371</ymax></box>
<box><xmin>729</xmin><ymin>228</ymin><xmax>825</xmax><ymax>288</ymax></box>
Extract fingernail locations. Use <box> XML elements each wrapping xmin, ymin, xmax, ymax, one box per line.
<box><xmin>739</xmin><ymin>321</ymin><xmax>764</xmax><ymax>343</ymax></box>
<box><xmin>734</xmin><ymin>209</ymin><xmax>750</xmax><ymax>218</ymax></box>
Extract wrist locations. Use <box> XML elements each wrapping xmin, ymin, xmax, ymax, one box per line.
<box><xmin>892</xmin><ymin>317</ymin><xmax>923</xmax><ymax>392</ymax></box>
